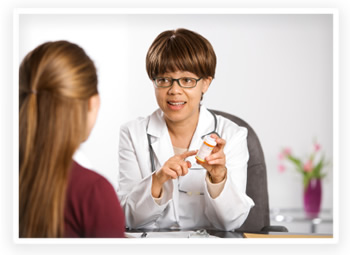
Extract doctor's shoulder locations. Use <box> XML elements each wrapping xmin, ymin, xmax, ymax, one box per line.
<box><xmin>216</xmin><ymin>114</ymin><xmax>248</xmax><ymax>142</ymax></box>
<box><xmin>119</xmin><ymin>112</ymin><xmax>155</xmax><ymax>144</ymax></box>
<box><xmin>119</xmin><ymin>109</ymin><xmax>161</xmax><ymax>134</ymax></box>
<box><xmin>120</xmin><ymin>116</ymin><xmax>148</xmax><ymax>132</ymax></box>
<box><xmin>119</xmin><ymin>110</ymin><xmax>156</xmax><ymax>133</ymax></box>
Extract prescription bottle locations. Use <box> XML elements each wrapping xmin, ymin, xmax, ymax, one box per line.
<box><xmin>195</xmin><ymin>135</ymin><xmax>217</xmax><ymax>163</ymax></box>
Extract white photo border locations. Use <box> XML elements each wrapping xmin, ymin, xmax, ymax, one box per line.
<box><xmin>13</xmin><ymin>7</ymin><xmax>339</xmax><ymax>245</ymax></box>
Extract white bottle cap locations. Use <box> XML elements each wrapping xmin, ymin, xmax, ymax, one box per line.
<box><xmin>204</xmin><ymin>135</ymin><xmax>217</xmax><ymax>147</ymax></box>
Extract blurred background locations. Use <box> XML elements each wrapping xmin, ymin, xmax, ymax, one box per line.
<box><xmin>18</xmin><ymin>12</ymin><xmax>334</xmax><ymax>234</ymax></box>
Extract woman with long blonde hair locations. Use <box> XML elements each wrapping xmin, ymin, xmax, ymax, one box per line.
<box><xmin>19</xmin><ymin>40</ymin><xmax>125</xmax><ymax>237</ymax></box>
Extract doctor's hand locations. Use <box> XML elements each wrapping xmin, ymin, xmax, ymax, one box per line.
<box><xmin>151</xmin><ymin>150</ymin><xmax>197</xmax><ymax>198</ymax></box>
<box><xmin>197</xmin><ymin>134</ymin><xmax>227</xmax><ymax>184</ymax></box>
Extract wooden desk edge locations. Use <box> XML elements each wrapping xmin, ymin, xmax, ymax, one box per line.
<box><xmin>243</xmin><ymin>233</ymin><xmax>333</xmax><ymax>238</ymax></box>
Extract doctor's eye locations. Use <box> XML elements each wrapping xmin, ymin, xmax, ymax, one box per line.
<box><xmin>155</xmin><ymin>77</ymin><xmax>172</xmax><ymax>87</ymax></box>
<box><xmin>182</xmin><ymin>78</ymin><xmax>194</xmax><ymax>83</ymax></box>
<box><xmin>179</xmin><ymin>77</ymin><xmax>196</xmax><ymax>87</ymax></box>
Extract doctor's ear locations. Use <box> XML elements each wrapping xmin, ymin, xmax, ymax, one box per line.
<box><xmin>206</xmin><ymin>76</ymin><xmax>213</xmax><ymax>84</ymax></box>
<box><xmin>201</xmin><ymin>76</ymin><xmax>212</xmax><ymax>94</ymax></box>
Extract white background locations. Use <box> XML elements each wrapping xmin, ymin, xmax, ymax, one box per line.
<box><xmin>1</xmin><ymin>1</ymin><xmax>349</xmax><ymax>255</ymax></box>
<box><xmin>18</xmin><ymin>12</ymin><xmax>334</xmax><ymax>210</ymax></box>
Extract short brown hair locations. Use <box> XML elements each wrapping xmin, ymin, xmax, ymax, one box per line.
<box><xmin>146</xmin><ymin>28</ymin><xmax>216</xmax><ymax>79</ymax></box>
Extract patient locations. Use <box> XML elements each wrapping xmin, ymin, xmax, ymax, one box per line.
<box><xmin>19</xmin><ymin>40</ymin><xmax>125</xmax><ymax>237</ymax></box>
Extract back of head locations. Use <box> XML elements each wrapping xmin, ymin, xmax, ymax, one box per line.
<box><xmin>146</xmin><ymin>28</ymin><xmax>216</xmax><ymax>79</ymax></box>
<box><xmin>19</xmin><ymin>41</ymin><xmax>98</xmax><ymax>237</ymax></box>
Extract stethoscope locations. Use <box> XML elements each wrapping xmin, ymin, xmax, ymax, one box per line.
<box><xmin>147</xmin><ymin>109</ymin><xmax>220</xmax><ymax>173</ymax></box>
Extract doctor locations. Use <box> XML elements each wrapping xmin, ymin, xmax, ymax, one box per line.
<box><xmin>118</xmin><ymin>28</ymin><xmax>254</xmax><ymax>231</ymax></box>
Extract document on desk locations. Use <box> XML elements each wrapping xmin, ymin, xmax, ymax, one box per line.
<box><xmin>125</xmin><ymin>231</ymin><xmax>219</xmax><ymax>238</ymax></box>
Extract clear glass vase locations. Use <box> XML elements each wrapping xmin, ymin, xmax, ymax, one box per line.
<box><xmin>303</xmin><ymin>178</ymin><xmax>322</xmax><ymax>219</ymax></box>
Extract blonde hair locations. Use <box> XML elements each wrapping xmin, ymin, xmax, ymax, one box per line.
<box><xmin>19</xmin><ymin>41</ymin><xmax>98</xmax><ymax>237</ymax></box>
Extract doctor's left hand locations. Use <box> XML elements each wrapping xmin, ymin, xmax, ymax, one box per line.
<box><xmin>197</xmin><ymin>134</ymin><xmax>227</xmax><ymax>183</ymax></box>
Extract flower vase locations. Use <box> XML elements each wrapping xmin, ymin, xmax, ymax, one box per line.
<box><xmin>303</xmin><ymin>178</ymin><xmax>322</xmax><ymax>219</ymax></box>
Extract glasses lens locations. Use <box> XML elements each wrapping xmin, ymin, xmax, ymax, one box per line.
<box><xmin>155</xmin><ymin>77</ymin><xmax>171</xmax><ymax>87</ymax></box>
<box><xmin>179</xmin><ymin>78</ymin><xmax>196</xmax><ymax>88</ymax></box>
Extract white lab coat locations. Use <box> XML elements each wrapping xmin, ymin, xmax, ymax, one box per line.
<box><xmin>117</xmin><ymin>105</ymin><xmax>254</xmax><ymax>231</ymax></box>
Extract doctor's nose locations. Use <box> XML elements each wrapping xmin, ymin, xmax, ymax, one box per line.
<box><xmin>167</xmin><ymin>81</ymin><xmax>183</xmax><ymax>95</ymax></box>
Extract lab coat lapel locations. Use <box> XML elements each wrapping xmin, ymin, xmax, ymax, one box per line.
<box><xmin>188</xmin><ymin>105</ymin><xmax>215</xmax><ymax>152</ymax></box>
<box><xmin>146</xmin><ymin>109</ymin><xmax>174</xmax><ymax>170</ymax></box>
<box><xmin>147</xmin><ymin>109</ymin><xmax>180</xmax><ymax>223</ymax></box>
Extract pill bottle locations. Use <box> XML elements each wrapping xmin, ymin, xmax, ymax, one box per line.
<box><xmin>195</xmin><ymin>135</ymin><xmax>217</xmax><ymax>163</ymax></box>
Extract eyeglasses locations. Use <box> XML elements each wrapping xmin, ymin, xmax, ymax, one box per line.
<box><xmin>153</xmin><ymin>77</ymin><xmax>202</xmax><ymax>88</ymax></box>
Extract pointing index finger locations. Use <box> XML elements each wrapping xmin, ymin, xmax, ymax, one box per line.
<box><xmin>179</xmin><ymin>150</ymin><xmax>198</xmax><ymax>160</ymax></box>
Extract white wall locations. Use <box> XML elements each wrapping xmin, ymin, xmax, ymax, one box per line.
<box><xmin>18</xmin><ymin>13</ymin><xmax>333</xmax><ymax>211</ymax></box>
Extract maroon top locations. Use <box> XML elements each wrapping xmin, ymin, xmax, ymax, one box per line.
<box><xmin>64</xmin><ymin>161</ymin><xmax>125</xmax><ymax>237</ymax></box>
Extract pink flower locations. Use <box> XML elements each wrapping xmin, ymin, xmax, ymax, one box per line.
<box><xmin>283</xmin><ymin>148</ymin><xmax>292</xmax><ymax>156</ymax></box>
<box><xmin>303</xmin><ymin>160</ymin><xmax>313</xmax><ymax>172</ymax></box>
<box><xmin>314</xmin><ymin>143</ymin><xmax>321</xmax><ymax>152</ymax></box>
<box><xmin>278</xmin><ymin>153</ymin><xmax>285</xmax><ymax>160</ymax></box>
<box><xmin>278</xmin><ymin>164</ymin><xmax>286</xmax><ymax>173</ymax></box>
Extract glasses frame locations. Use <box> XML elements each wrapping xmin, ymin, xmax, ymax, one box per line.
<box><xmin>153</xmin><ymin>77</ymin><xmax>203</xmax><ymax>88</ymax></box>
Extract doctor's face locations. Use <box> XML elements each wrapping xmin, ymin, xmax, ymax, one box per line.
<box><xmin>153</xmin><ymin>70</ymin><xmax>211</xmax><ymax>125</ymax></box>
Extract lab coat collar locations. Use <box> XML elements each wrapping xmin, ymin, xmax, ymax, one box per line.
<box><xmin>146</xmin><ymin>109</ymin><xmax>174</xmax><ymax>169</ymax></box>
<box><xmin>147</xmin><ymin>109</ymin><xmax>168</xmax><ymax>138</ymax></box>
<box><xmin>188</xmin><ymin>105</ymin><xmax>216</xmax><ymax>151</ymax></box>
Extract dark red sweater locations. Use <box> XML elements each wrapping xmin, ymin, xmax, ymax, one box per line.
<box><xmin>64</xmin><ymin>161</ymin><xmax>125</xmax><ymax>237</ymax></box>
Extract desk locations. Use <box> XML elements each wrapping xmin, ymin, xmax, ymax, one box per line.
<box><xmin>207</xmin><ymin>230</ymin><xmax>332</xmax><ymax>238</ymax></box>
<box><xmin>243</xmin><ymin>232</ymin><xmax>333</xmax><ymax>238</ymax></box>
<box><xmin>125</xmin><ymin>228</ymin><xmax>333</xmax><ymax>238</ymax></box>
<box><xmin>125</xmin><ymin>228</ymin><xmax>241</xmax><ymax>238</ymax></box>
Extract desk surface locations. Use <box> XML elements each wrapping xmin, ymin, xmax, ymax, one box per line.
<box><xmin>125</xmin><ymin>229</ymin><xmax>333</xmax><ymax>239</ymax></box>
<box><xmin>243</xmin><ymin>232</ymin><xmax>333</xmax><ymax>238</ymax></box>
